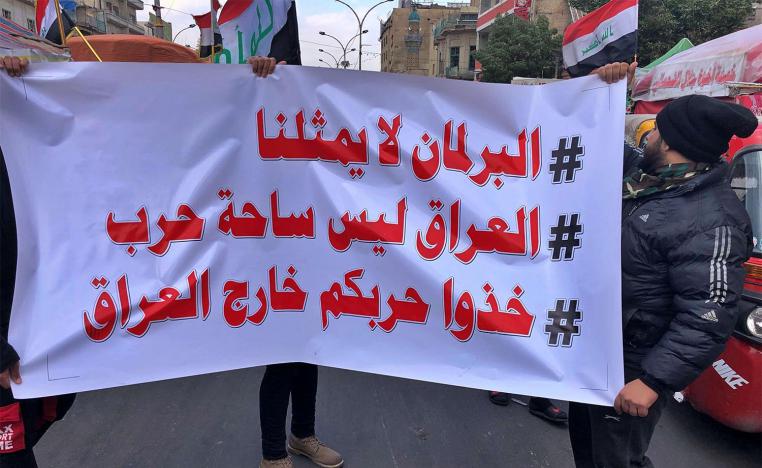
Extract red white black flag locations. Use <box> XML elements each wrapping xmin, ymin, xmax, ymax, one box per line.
<box><xmin>562</xmin><ymin>0</ymin><xmax>638</xmax><ymax>77</ymax></box>
<box><xmin>193</xmin><ymin>0</ymin><xmax>222</xmax><ymax>58</ymax></box>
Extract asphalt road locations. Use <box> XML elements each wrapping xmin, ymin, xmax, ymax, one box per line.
<box><xmin>34</xmin><ymin>366</ymin><xmax>761</xmax><ymax>468</ymax></box>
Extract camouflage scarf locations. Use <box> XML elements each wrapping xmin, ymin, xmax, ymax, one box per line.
<box><xmin>623</xmin><ymin>162</ymin><xmax>711</xmax><ymax>199</ymax></box>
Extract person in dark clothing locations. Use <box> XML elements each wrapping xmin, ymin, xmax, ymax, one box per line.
<box><xmin>487</xmin><ymin>392</ymin><xmax>568</xmax><ymax>424</ymax></box>
<box><xmin>568</xmin><ymin>63</ymin><xmax>756</xmax><ymax>468</ymax></box>
<box><xmin>0</xmin><ymin>55</ymin><xmax>76</xmax><ymax>468</ymax></box>
<box><xmin>258</xmin><ymin>363</ymin><xmax>343</xmax><ymax>468</ymax></box>
<box><xmin>248</xmin><ymin>7</ymin><xmax>342</xmax><ymax>468</ymax></box>
<box><xmin>249</xmin><ymin>59</ymin><xmax>344</xmax><ymax>468</ymax></box>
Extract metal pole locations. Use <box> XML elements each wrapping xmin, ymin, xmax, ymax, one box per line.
<box><xmin>334</xmin><ymin>0</ymin><xmax>392</xmax><ymax>71</ymax></box>
<box><xmin>319</xmin><ymin>49</ymin><xmax>340</xmax><ymax>67</ymax></box>
<box><xmin>319</xmin><ymin>31</ymin><xmax>350</xmax><ymax>69</ymax></box>
<box><xmin>209</xmin><ymin>0</ymin><xmax>219</xmax><ymax>61</ymax></box>
<box><xmin>319</xmin><ymin>58</ymin><xmax>337</xmax><ymax>69</ymax></box>
<box><xmin>152</xmin><ymin>0</ymin><xmax>164</xmax><ymax>40</ymax></box>
<box><xmin>347</xmin><ymin>29</ymin><xmax>368</xmax><ymax>51</ymax></box>
<box><xmin>173</xmin><ymin>24</ymin><xmax>196</xmax><ymax>43</ymax></box>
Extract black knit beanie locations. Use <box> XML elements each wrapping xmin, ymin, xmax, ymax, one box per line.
<box><xmin>655</xmin><ymin>95</ymin><xmax>758</xmax><ymax>163</ymax></box>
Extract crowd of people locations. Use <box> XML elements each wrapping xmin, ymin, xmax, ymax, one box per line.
<box><xmin>0</xmin><ymin>50</ymin><xmax>757</xmax><ymax>468</ymax></box>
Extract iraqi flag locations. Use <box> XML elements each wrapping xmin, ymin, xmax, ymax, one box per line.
<box><xmin>35</xmin><ymin>0</ymin><xmax>73</xmax><ymax>45</ymax></box>
<box><xmin>562</xmin><ymin>0</ymin><xmax>638</xmax><ymax>77</ymax></box>
<box><xmin>193</xmin><ymin>0</ymin><xmax>222</xmax><ymax>58</ymax></box>
<box><xmin>216</xmin><ymin>0</ymin><xmax>300</xmax><ymax>64</ymax></box>
<box><xmin>35</xmin><ymin>0</ymin><xmax>57</xmax><ymax>39</ymax></box>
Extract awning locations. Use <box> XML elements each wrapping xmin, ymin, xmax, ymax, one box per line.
<box><xmin>632</xmin><ymin>25</ymin><xmax>762</xmax><ymax>102</ymax></box>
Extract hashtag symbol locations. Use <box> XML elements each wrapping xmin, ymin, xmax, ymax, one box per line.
<box><xmin>549</xmin><ymin>136</ymin><xmax>584</xmax><ymax>183</ymax></box>
<box><xmin>548</xmin><ymin>214</ymin><xmax>582</xmax><ymax>261</ymax></box>
<box><xmin>545</xmin><ymin>299</ymin><xmax>582</xmax><ymax>347</ymax></box>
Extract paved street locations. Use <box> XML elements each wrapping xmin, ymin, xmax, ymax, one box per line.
<box><xmin>34</xmin><ymin>366</ymin><xmax>760</xmax><ymax>467</ymax></box>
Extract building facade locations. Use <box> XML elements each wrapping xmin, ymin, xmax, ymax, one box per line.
<box><xmin>380</xmin><ymin>1</ymin><xmax>479</xmax><ymax>76</ymax></box>
<box><xmin>0</xmin><ymin>0</ymin><xmax>145</xmax><ymax>35</ymax></box>
<box><xmin>74</xmin><ymin>0</ymin><xmax>144</xmax><ymax>35</ymax></box>
<box><xmin>0</xmin><ymin>0</ymin><xmax>36</xmax><ymax>32</ymax></box>
<box><xmin>433</xmin><ymin>6</ymin><xmax>478</xmax><ymax>80</ymax></box>
<box><xmin>140</xmin><ymin>11</ymin><xmax>172</xmax><ymax>41</ymax></box>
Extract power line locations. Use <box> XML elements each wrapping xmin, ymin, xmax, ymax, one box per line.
<box><xmin>137</xmin><ymin>0</ymin><xmax>194</xmax><ymax>16</ymax></box>
<box><xmin>162</xmin><ymin>6</ymin><xmax>194</xmax><ymax>16</ymax></box>
<box><xmin>300</xmin><ymin>39</ymin><xmax>343</xmax><ymax>50</ymax></box>
<box><xmin>301</xmin><ymin>39</ymin><xmax>378</xmax><ymax>52</ymax></box>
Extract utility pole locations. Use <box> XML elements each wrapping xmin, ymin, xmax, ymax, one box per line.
<box><xmin>152</xmin><ymin>0</ymin><xmax>164</xmax><ymax>39</ymax></box>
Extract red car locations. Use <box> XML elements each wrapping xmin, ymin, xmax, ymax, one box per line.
<box><xmin>682</xmin><ymin>123</ymin><xmax>762</xmax><ymax>433</ymax></box>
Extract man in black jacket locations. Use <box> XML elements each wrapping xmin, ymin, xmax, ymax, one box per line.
<box><xmin>569</xmin><ymin>64</ymin><xmax>756</xmax><ymax>467</ymax></box>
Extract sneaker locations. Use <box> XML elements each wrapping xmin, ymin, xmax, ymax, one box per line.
<box><xmin>259</xmin><ymin>456</ymin><xmax>294</xmax><ymax>468</ymax></box>
<box><xmin>528</xmin><ymin>398</ymin><xmax>568</xmax><ymax>424</ymax></box>
<box><xmin>488</xmin><ymin>391</ymin><xmax>512</xmax><ymax>406</ymax></box>
<box><xmin>287</xmin><ymin>434</ymin><xmax>344</xmax><ymax>468</ymax></box>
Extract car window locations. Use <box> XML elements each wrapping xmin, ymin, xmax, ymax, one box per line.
<box><xmin>730</xmin><ymin>150</ymin><xmax>762</xmax><ymax>256</ymax></box>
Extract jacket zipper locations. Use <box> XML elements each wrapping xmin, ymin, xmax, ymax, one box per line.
<box><xmin>627</xmin><ymin>202</ymin><xmax>642</xmax><ymax>217</ymax></box>
<box><xmin>624</xmin><ymin>183</ymin><xmax>699</xmax><ymax>220</ymax></box>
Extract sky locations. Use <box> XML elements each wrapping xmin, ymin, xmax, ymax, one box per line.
<box><xmin>136</xmin><ymin>0</ymin><xmax>454</xmax><ymax>71</ymax></box>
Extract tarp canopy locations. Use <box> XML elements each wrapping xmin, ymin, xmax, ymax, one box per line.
<box><xmin>68</xmin><ymin>35</ymin><xmax>202</xmax><ymax>63</ymax></box>
<box><xmin>632</xmin><ymin>25</ymin><xmax>762</xmax><ymax>102</ymax></box>
<box><xmin>0</xmin><ymin>17</ymin><xmax>70</xmax><ymax>62</ymax></box>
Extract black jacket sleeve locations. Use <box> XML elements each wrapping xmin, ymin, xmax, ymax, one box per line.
<box><xmin>268</xmin><ymin>2</ymin><xmax>301</xmax><ymax>65</ymax></box>
<box><xmin>1</xmin><ymin>338</ymin><xmax>19</xmax><ymax>372</ymax></box>
<box><xmin>640</xmin><ymin>225</ymin><xmax>751</xmax><ymax>392</ymax></box>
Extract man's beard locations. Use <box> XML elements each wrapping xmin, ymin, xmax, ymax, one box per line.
<box><xmin>642</xmin><ymin>138</ymin><xmax>666</xmax><ymax>173</ymax></box>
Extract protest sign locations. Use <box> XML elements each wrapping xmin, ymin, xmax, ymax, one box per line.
<box><xmin>0</xmin><ymin>63</ymin><xmax>624</xmax><ymax>404</ymax></box>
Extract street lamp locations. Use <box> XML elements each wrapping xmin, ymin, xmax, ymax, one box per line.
<box><xmin>319</xmin><ymin>31</ymin><xmax>354</xmax><ymax>68</ymax></box>
<box><xmin>342</xmin><ymin>48</ymin><xmax>356</xmax><ymax>69</ymax></box>
<box><xmin>318</xmin><ymin>58</ymin><xmax>335</xmax><ymax>68</ymax></box>
<box><xmin>318</xmin><ymin>31</ymin><xmax>356</xmax><ymax>68</ymax></box>
<box><xmin>173</xmin><ymin>24</ymin><xmax>196</xmax><ymax>43</ymax></box>
<box><xmin>334</xmin><ymin>0</ymin><xmax>392</xmax><ymax>71</ymax></box>
<box><xmin>318</xmin><ymin>48</ymin><xmax>340</xmax><ymax>67</ymax></box>
<box><xmin>347</xmin><ymin>29</ymin><xmax>369</xmax><ymax>50</ymax></box>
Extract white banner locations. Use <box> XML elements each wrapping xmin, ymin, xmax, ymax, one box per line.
<box><xmin>0</xmin><ymin>63</ymin><xmax>624</xmax><ymax>404</ymax></box>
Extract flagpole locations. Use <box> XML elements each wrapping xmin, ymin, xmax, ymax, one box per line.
<box><xmin>52</xmin><ymin>0</ymin><xmax>66</xmax><ymax>46</ymax></box>
<box><xmin>210</xmin><ymin>0</ymin><xmax>218</xmax><ymax>63</ymax></box>
<box><xmin>72</xmin><ymin>26</ymin><xmax>102</xmax><ymax>62</ymax></box>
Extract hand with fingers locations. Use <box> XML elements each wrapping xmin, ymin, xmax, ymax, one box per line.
<box><xmin>0</xmin><ymin>56</ymin><xmax>29</xmax><ymax>77</ymax></box>
<box><xmin>592</xmin><ymin>61</ymin><xmax>637</xmax><ymax>87</ymax></box>
<box><xmin>0</xmin><ymin>360</ymin><xmax>21</xmax><ymax>390</ymax></box>
<box><xmin>614</xmin><ymin>379</ymin><xmax>659</xmax><ymax>417</ymax></box>
<box><xmin>247</xmin><ymin>56</ymin><xmax>287</xmax><ymax>78</ymax></box>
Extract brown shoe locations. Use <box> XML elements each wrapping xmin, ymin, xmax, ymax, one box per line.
<box><xmin>259</xmin><ymin>456</ymin><xmax>294</xmax><ymax>468</ymax></box>
<box><xmin>287</xmin><ymin>434</ymin><xmax>344</xmax><ymax>468</ymax></box>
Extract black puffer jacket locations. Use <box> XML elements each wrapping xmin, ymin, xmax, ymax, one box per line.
<box><xmin>621</xmin><ymin>146</ymin><xmax>753</xmax><ymax>393</ymax></box>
